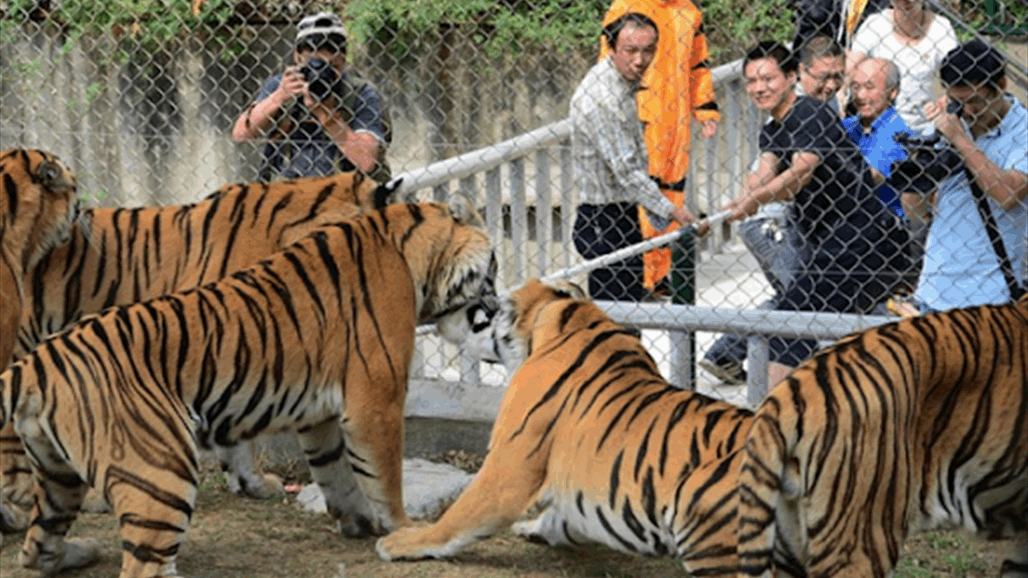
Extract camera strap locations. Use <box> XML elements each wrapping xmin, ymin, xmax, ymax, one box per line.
<box><xmin>966</xmin><ymin>168</ymin><xmax>1026</xmax><ymax>301</ymax></box>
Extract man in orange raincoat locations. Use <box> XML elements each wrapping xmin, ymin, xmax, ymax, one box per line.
<box><xmin>600</xmin><ymin>0</ymin><xmax>721</xmax><ymax>296</ymax></box>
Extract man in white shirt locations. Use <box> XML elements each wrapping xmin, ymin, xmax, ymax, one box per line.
<box><xmin>571</xmin><ymin>12</ymin><xmax>705</xmax><ymax>301</ymax></box>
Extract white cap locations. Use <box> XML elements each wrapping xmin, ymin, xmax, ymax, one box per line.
<box><xmin>295</xmin><ymin>12</ymin><xmax>347</xmax><ymax>48</ymax></box>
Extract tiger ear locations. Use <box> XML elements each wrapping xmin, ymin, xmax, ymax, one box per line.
<box><xmin>447</xmin><ymin>194</ymin><xmax>484</xmax><ymax>227</ymax></box>
<box><xmin>373</xmin><ymin>177</ymin><xmax>403</xmax><ymax>208</ymax></box>
<box><xmin>554</xmin><ymin>281</ymin><xmax>586</xmax><ymax>300</ymax></box>
<box><xmin>37</xmin><ymin>160</ymin><xmax>74</xmax><ymax>193</ymax></box>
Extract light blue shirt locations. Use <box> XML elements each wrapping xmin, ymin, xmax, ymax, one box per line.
<box><xmin>915</xmin><ymin>95</ymin><xmax>1028</xmax><ymax>311</ymax></box>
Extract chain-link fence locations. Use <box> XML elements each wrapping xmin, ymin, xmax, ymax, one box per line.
<box><xmin>2</xmin><ymin>1</ymin><xmax>1026</xmax><ymax>411</ymax></box>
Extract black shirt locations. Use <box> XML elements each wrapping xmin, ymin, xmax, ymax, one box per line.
<box><xmin>760</xmin><ymin>96</ymin><xmax>889</xmax><ymax>251</ymax></box>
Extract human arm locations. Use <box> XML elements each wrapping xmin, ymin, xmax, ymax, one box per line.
<box><xmin>926</xmin><ymin>97</ymin><xmax>1028</xmax><ymax>210</ymax></box>
<box><xmin>232</xmin><ymin>69</ymin><xmax>306</xmax><ymax>142</ymax></box>
<box><xmin>307</xmin><ymin>98</ymin><xmax>381</xmax><ymax>175</ymax></box>
<box><xmin>724</xmin><ymin>150</ymin><xmax>818</xmax><ymax>221</ymax></box>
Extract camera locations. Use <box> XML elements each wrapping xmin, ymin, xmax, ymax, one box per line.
<box><xmin>889</xmin><ymin>132</ymin><xmax>964</xmax><ymax>196</ymax></box>
<box><xmin>299</xmin><ymin>57</ymin><xmax>339</xmax><ymax>102</ymax></box>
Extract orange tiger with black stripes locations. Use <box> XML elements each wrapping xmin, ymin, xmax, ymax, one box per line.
<box><xmin>738</xmin><ymin>294</ymin><xmax>1027</xmax><ymax>577</ymax></box>
<box><xmin>377</xmin><ymin>279</ymin><xmax>754</xmax><ymax>575</ymax></box>
<box><xmin>0</xmin><ymin>198</ymin><xmax>496</xmax><ymax>577</ymax></box>
<box><xmin>378</xmin><ymin>280</ymin><xmax>1027</xmax><ymax>578</ymax></box>
<box><xmin>0</xmin><ymin>170</ymin><xmax>397</xmax><ymax>536</ymax></box>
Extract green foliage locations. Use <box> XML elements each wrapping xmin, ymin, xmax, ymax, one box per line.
<box><xmin>702</xmin><ymin>0</ymin><xmax>795</xmax><ymax>63</ymax></box>
<box><xmin>1</xmin><ymin>0</ymin><xmax>235</xmax><ymax>60</ymax></box>
<box><xmin>343</xmin><ymin>0</ymin><xmax>610</xmax><ymax>62</ymax></box>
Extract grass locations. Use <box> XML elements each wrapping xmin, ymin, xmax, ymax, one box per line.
<box><xmin>0</xmin><ymin>462</ymin><xmax>1014</xmax><ymax>578</ymax></box>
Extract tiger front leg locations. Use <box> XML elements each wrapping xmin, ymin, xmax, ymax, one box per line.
<box><xmin>296</xmin><ymin>419</ymin><xmax>383</xmax><ymax>537</ymax></box>
<box><xmin>339</xmin><ymin>397</ymin><xmax>413</xmax><ymax>534</ymax></box>
<box><xmin>215</xmin><ymin>441</ymin><xmax>284</xmax><ymax>500</ymax></box>
<box><xmin>376</xmin><ymin>426</ymin><xmax>548</xmax><ymax>561</ymax></box>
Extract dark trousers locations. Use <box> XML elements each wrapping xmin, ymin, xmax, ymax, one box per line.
<box><xmin>573</xmin><ymin>202</ymin><xmax>646</xmax><ymax>301</ymax></box>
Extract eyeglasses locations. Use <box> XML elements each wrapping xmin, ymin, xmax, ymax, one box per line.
<box><xmin>802</xmin><ymin>68</ymin><xmax>844</xmax><ymax>85</ymax></box>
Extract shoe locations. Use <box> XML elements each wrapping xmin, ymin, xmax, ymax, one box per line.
<box><xmin>698</xmin><ymin>359</ymin><xmax>747</xmax><ymax>386</ymax></box>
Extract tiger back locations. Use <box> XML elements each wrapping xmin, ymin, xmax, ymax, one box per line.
<box><xmin>737</xmin><ymin>296</ymin><xmax>1028</xmax><ymax>577</ymax></box>
<box><xmin>376</xmin><ymin>279</ymin><xmax>753</xmax><ymax>576</ymax></box>
<box><xmin>0</xmin><ymin>170</ymin><xmax>396</xmax><ymax>535</ymax></box>
<box><xmin>0</xmin><ymin>200</ymin><xmax>496</xmax><ymax>578</ymax></box>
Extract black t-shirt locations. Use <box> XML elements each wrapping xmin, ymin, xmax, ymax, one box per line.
<box><xmin>760</xmin><ymin>96</ymin><xmax>888</xmax><ymax>249</ymax></box>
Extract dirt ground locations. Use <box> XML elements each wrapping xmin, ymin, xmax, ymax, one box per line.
<box><xmin>0</xmin><ymin>461</ymin><xmax>1015</xmax><ymax>578</ymax></box>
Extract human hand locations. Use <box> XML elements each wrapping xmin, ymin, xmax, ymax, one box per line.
<box><xmin>723</xmin><ymin>193</ymin><xmax>759</xmax><ymax>223</ymax></box>
<box><xmin>924</xmin><ymin>97</ymin><xmax>964</xmax><ymax>144</ymax></box>
<box><xmin>700</xmin><ymin>119</ymin><xmax>718</xmax><ymax>139</ymax></box>
<box><xmin>274</xmin><ymin>66</ymin><xmax>307</xmax><ymax>107</ymax></box>
<box><xmin>670</xmin><ymin>206</ymin><xmax>710</xmax><ymax>237</ymax></box>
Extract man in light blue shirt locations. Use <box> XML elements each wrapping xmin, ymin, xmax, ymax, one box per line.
<box><xmin>908</xmin><ymin>41</ymin><xmax>1027</xmax><ymax>311</ymax></box>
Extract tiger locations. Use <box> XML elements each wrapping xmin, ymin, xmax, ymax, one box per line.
<box><xmin>736</xmin><ymin>295</ymin><xmax>1028</xmax><ymax>577</ymax></box>
<box><xmin>376</xmin><ymin>278</ymin><xmax>755</xmax><ymax>576</ymax></box>
<box><xmin>0</xmin><ymin>199</ymin><xmax>497</xmax><ymax>577</ymax></box>
<box><xmin>0</xmin><ymin>148</ymin><xmax>80</xmax><ymax>370</ymax></box>
<box><xmin>0</xmin><ymin>170</ymin><xmax>398</xmax><ymax>535</ymax></box>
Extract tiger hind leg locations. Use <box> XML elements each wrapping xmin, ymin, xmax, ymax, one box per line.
<box><xmin>103</xmin><ymin>463</ymin><xmax>197</xmax><ymax>578</ymax></box>
<box><xmin>511</xmin><ymin>501</ymin><xmax>583</xmax><ymax>548</ymax></box>
<box><xmin>17</xmin><ymin>465</ymin><xmax>101</xmax><ymax>574</ymax></box>
<box><xmin>215</xmin><ymin>441</ymin><xmax>284</xmax><ymax>500</ymax></box>
<box><xmin>0</xmin><ymin>420</ymin><xmax>33</xmax><ymax>533</ymax></box>
<box><xmin>295</xmin><ymin>419</ymin><xmax>383</xmax><ymax>537</ymax></box>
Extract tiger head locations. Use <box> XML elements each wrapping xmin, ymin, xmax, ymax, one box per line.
<box><xmin>402</xmin><ymin>196</ymin><xmax>498</xmax><ymax>343</ymax></box>
<box><xmin>0</xmin><ymin>148</ymin><xmax>81</xmax><ymax>271</ymax></box>
<box><xmin>449</xmin><ymin>278</ymin><xmax>586</xmax><ymax>374</ymax></box>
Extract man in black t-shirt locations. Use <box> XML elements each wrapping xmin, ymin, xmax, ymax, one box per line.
<box><xmin>723</xmin><ymin>41</ymin><xmax>909</xmax><ymax>385</ymax></box>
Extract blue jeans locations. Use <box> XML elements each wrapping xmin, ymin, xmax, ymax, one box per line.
<box><xmin>704</xmin><ymin>208</ymin><xmax>801</xmax><ymax>366</ymax></box>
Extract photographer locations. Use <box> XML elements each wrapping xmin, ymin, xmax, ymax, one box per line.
<box><xmin>900</xmin><ymin>40</ymin><xmax>1026</xmax><ymax>312</ymax></box>
<box><xmin>232</xmin><ymin>12</ymin><xmax>390</xmax><ymax>182</ymax></box>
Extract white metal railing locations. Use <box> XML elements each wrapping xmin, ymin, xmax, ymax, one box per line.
<box><xmin>400</xmin><ymin>58</ymin><xmax>896</xmax><ymax>411</ymax></box>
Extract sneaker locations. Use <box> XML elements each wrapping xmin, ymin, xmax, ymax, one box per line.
<box><xmin>698</xmin><ymin>359</ymin><xmax>747</xmax><ymax>386</ymax></box>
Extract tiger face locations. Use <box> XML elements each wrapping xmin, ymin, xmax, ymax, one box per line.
<box><xmin>443</xmin><ymin>280</ymin><xmax>585</xmax><ymax>374</ymax></box>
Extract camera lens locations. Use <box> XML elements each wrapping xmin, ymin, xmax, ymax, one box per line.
<box><xmin>946</xmin><ymin>99</ymin><xmax>963</xmax><ymax>116</ymax></box>
<box><xmin>299</xmin><ymin>58</ymin><xmax>338</xmax><ymax>102</ymax></box>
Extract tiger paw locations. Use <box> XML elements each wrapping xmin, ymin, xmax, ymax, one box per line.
<box><xmin>21</xmin><ymin>536</ymin><xmax>102</xmax><ymax>573</ymax></box>
<box><xmin>230</xmin><ymin>473</ymin><xmax>285</xmax><ymax>501</ymax></box>
<box><xmin>0</xmin><ymin>500</ymin><xmax>31</xmax><ymax>533</ymax></box>
<box><xmin>375</xmin><ymin>526</ymin><xmax>461</xmax><ymax>561</ymax></box>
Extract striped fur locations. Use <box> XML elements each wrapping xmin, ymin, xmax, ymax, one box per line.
<box><xmin>0</xmin><ymin>201</ymin><xmax>496</xmax><ymax>578</ymax></box>
<box><xmin>376</xmin><ymin>279</ymin><xmax>753</xmax><ymax>576</ymax></box>
<box><xmin>1</xmin><ymin>148</ymin><xmax>80</xmax><ymax>367</ymax></box>
<box><xmin>737</xmin><ymin>296</ymin><xmax>1028</xmax><ymax>577</ymax></box>
<box><xmin>0</xmin><ymin>148</ymin><xmax>81</xmax><ymax>535</ymax></box>
<box><xmin>0</xmin><ymin>170</ymin><xmax>395</xmax><ymax>534</ymax></box>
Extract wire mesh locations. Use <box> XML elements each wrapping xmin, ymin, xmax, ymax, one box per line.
<box><xmin>1</xmin><ymin>0</ymin><xmax>1025</xmax><ymax>406</ymax></box>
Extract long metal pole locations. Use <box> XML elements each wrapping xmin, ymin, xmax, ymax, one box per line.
<box><xmin>540</xmin><ymin>209</ymin><xmax>734</xmax><ymax>284</ymax></box>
